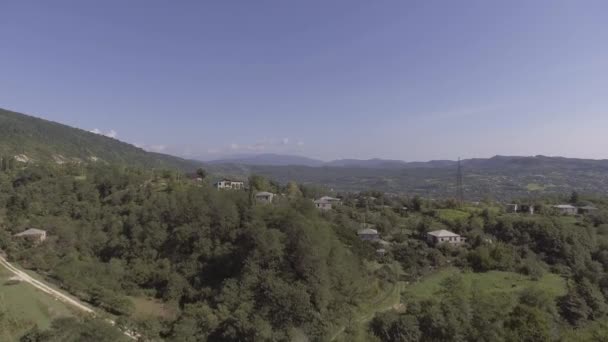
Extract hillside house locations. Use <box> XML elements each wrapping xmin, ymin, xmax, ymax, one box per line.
<box><xmin>506</xmin><ymin>204</ymin><xmax>535</xmax><ymax>214</ymax></box>
<box><xmin>255</xmin><ymin>191</ymin><xmax>275</xmax><ymax>204</ymax></box>
<box><xmin>357</xmin><ymin>228</ymin><xmax>379</xmax><ymax>241</ymax></box>
<box><xmin>579</xmin><ymin>205</ymin><xmax>598</xmax><ymax>214</ymax></box>
<box><xmin>314</xmin><ymin>196</ymin><xmax>341</xmax><ymax>210</ymax></box>
<box><xmin>553</xmin><ymin>204</ymin><xmax>577</xmax><ymax>215</ymax></box>
<box><xmin>14</xmin><ymin>228</ymin><xmax>47</xmax><ymax>244</ymax></box>
<box><xmin>214</xmin><ymin>179</ymin><xmax>245</xmax><ymax>190</ymax></box>
<box><xmin>426</xmin><ymin>230</ymin><xmax>465</xmax><ymax>246</ymax></box>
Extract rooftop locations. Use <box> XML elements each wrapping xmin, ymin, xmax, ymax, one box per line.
<box><xmin>579</xmin><ymin>205</ymin><xmax>598</xmax><ymax>210</ymax></box>
<box><xmin>427</xmin><ymin>229</ymin><xmax>460</xmax><ymax>238</ymax></box>
<box><xmin>315</xmin><ymin>196</ymin><xmax>340</xmax><ymax>204</ymax></box>
<box><xmin>358</xmin><ymin>228</ymin><xmax>379</xmax><ymax>235</ymax></box>
<box><xmin>14</xmin><ymin>228</ymin><xmax>46</xmax><ymax>236</ymax></box>
<box><xmin>554</xmin><ymin>204</ymin><xmax>577</xmax><ymax>209</ymax></box>
<box><xmin>255</xmin><ymin>191</ymin><xmax>274</xmax><ymax>197</ymax></box>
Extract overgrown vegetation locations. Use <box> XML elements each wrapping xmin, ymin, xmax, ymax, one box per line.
<box><xmin>3</xmin><ymin>161</ymin><xmax>608</xmax><ymax>341</ymax></box>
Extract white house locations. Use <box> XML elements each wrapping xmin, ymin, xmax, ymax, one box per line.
<box><xmin>314</xmin><ymin>196</ymin><xmax>341</xmax><ymax>210</ymax></box>
<box><xmin>214</xmin><ymin>179</ymin><xmax>245</xmax><ymax>190</ymax></box>
<box><xmin>426</xmin><ymin>230</ymin><xmax>465</xmax><ymax>246</ymax></box>
<box><xmin>553</xmin><ymin>204</ymin><xmax>577</xmax><ymax>215</ymax></box>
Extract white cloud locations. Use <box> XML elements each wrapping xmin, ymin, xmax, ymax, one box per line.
<box><xmin>90</xmin><ymin>128</ymin><xmax>118</xmax><ymax>138</ymax></box>
<box><xmin>106</xmin><ymin>129</ymin><xmax>118</xmax><ymax>138</ymax></box>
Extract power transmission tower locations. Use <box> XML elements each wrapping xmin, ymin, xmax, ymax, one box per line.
<box><xmin>456</xmin><ymin>157</ymin><xmax>464</xmax><ymax>203</ymax></box>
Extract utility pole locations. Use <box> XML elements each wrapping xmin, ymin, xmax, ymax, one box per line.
<box><xmin>456</xmin><ymin>157</ymin><xmax>464</xmax><ymax>203</ymax></box>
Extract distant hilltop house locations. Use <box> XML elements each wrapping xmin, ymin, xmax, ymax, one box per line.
<box><xmin>214</xmin><ymin>179</ymin><xmax>245</xmax><ymax>190</ymax></box>
<box><xmin>14</xmin><ymin>228</ymin><xmax>47</xmax><ymax>244</ymax></box>
<box><xmin>255</xmin><ymin>191</ymin><xmax>275</xmax><ymax>204</ymax></box>
<box><xmin>553</xmin><ymin>204</ymin><xmax>578</xmax><ymax>215</ymax></box>
<box><xmin>426</xmin><ymin>230</ymin><xmax>466</xmax><ymax>246</ymax></box>
<box><xmin>505</xmin><ymin>204</ymin><xmax>535</xmax><ymax>214</ymax></box>
<box><xmin>357</xmin><ymin>228</ymin><xmax>379</xmax><ymax>241</ymax></box>
<box><xmin>314</xmin><ymin>196</ymin><xmax>341</xmax><ymax>210</ymax></box>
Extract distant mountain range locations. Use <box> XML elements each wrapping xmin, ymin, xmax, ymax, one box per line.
<box><xmin>206</xmin><ymin>153</ymin><xmax>325</xmax><ymax>167</ymax></box>
<box><xmin>205</xmin><ymin>153</ymin><xmax>458</xmax><ymax>169</ymax></box>
<box><xmin>4</xmin><ymin>107</ymin><xmax>608</xmax><ymax>200</ymax></box>
<box><xmin>205</xmin><ymin>154</ymin><xmax>608</xmax><ymax>200</ymax></box>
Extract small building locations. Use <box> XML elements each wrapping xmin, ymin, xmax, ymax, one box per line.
<box><xmin>520</xmin><ymin>204</ymin><xmax>535</xmax><ymax>215</ymax></box>
<box><xmin>358</xmin><ymin>228</ymin><xmax>379</xmax><ymax>241</ymax></box>
<box><xmin>426</xmin><ymin>230</ymin><xmax>465</xmax><ymax>245</ymax></box>
<box><xmin>579</xmin><ymin>205</ymin><xmax>599</xmax><ymax>214</ymax></box>
<box><xmin>553</xmin><ymin>204</ymin><xmax>578</xmax><ymax>215</ymax></box>
<box><xmin>376</xmin><ymin>248</ymin><xmax>387</xmax><ymax>257</ymax></box>
<box><xmin>255</xmin><ymin>192</ymin><xmax>275</xmax><ymax>204</ymax></box>
<box><xmin>214</xmin><ymin>179</ymin><xmax>245</xmax><ymax>190</ymax></box>
<box><xmin>314</xmin><ymin>196</ymin><xmax>341</xmax><ymax>210</ymax></box>
<box><xmin>506</xmin><ymin>204</ymin><xmax>534</xmax><ymax>214</ymax></box>
<box><xmin>14</xmin><ymin>228</ymin><xmax>47</xmax><ymax>244</ymax></box>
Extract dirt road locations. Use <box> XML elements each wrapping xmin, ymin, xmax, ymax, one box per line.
<box><xmin>0</xmin><ymin>255</ymin><xmax>139</xmax><ymax>340</ymax></box>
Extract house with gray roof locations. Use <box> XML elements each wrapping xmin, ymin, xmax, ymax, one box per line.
<box><xmin>553</xmin><ymin>204</ymin><xmax>578</xmax><ymax>215</ymax></box>
<box><xmin>255</xmin><ymin>191</ymin><xmax>275</xmax><ymax>204</ymax></box>
<box><xmin>426</xmin><ymin>230</ymin><xmax>465</xmax><ymax>246</ymax></box>
<box><xmin>314</xmin><ymin>196</ymin><xmax>341</xmax><ymax>210</ymax></box>
<box><xmin>578</xmin><ymin>205</ymin><xmax>599</xmax><ymax>214</ymax></box>
<box><xmin>357</xmin><ymin>228</ymin><xmax>379</xmax><ymax>241</ymax></box>
<box><xmin>14</xmin><ymin>228</ymin><xmax>47</xmax><ymax>244</ymax></box>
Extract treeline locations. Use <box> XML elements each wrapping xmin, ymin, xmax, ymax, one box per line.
<box><xmin>349</xmin><ymin>193</ymin><xmax>608</xmax><ymax>341</ymax></box>
<box><xmin>5</xmin><ymin>162</ymin><xmax>608</xmax><ymax>341</ymax></box>
<box><xmin>0</xmin><ymin>164</ymin><xmax>371</xmax><ymax>341</ymax></box>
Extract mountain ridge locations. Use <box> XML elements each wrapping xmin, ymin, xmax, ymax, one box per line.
<box><xmin>0</xmin><ymin>108</ymin><xmax>201</xmax><ymax>171</ymax></box>
<box><xmin>205</xmin><ymin>153</ymin><xmax>608</xmax><ymax>170</ymax></box>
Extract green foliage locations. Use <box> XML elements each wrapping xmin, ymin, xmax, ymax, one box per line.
<box><xmin>21</xmin><ymin>317</ymin><xmax>129</xmax><ymax>342</ymax></box>
<box><xmin>3</xmin><ymin>164</ymin><xmax>370</xmax><ymax>340</ymax></box>
<box><xmin>0</xmin><ymin>108</ymin><xmax>200</xmax><ymax>171</ymax></box>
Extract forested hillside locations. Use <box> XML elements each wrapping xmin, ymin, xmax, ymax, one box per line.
<box><xmin>4</xmin><ymin>161</ymin><xmax>608</xmax><ymax>340</ymax></box>
<box><xmin>0</xmin><ymin>163</ymin><xmax>372</xmax><ymax>341</ymax></box>
<box><xmin>0</xmin><ymin>108</ymin><xmax>200</xmax><ymax>171</ymax></box>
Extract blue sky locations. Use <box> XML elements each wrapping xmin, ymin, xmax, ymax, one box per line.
<box><xmin>1</xmin><ymin>1</ymin><xmax>607</xmax><ymax>161</ymax></box>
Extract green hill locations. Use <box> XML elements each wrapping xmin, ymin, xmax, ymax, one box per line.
<box><xmin>0</xmin><ymin>108</ymin><xmax>200</xmax><ymax>171</ymax></box>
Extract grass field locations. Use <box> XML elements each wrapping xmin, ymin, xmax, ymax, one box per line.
<box><xmin>0</xmin><ymin>266</ymin><xmax>76</xmax><ymax>337</ymax></box>
<box><xmin>404</xmin><ymin>267</ymin><xmax>567</xmax><ymax>300</ymax></box>
<box><xmin>331</xmin><ymin>262</ymin><xmax>405</xmax><ymax>341</ymax></box>
<box><xmin>434</xmin><ymin>209</ymin><xmax>470</xmax><ymax>224</ymax></box>
<box><xmin>526</xmin><ymin>183</ymin><xmax>546</xmax><ymax>191</ymax></box>
<box><xmin>130</xmin><ymin>296</ymin><xmax>177</xmax><ymax>321</ymax></box>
